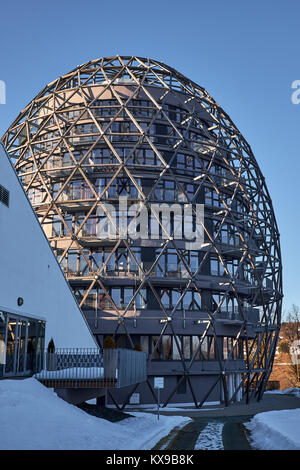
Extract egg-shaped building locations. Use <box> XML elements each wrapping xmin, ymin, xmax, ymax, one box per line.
<box><xmin>2</xmin><ymin>56</ymin><xmax>282</xmax><ymax>408</ymax></box>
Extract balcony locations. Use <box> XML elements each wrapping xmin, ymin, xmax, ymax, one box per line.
<box><xmin>145</xmin><ymin>263</ymin><xmax>191</xmax><ymax>279</ymax></box>
<box><xmin>64</xmin><ymin>265</ymin><xmax>143</xmax><ymax>280</ymax></box>
<box><xmin>217</xmin><ymin>306</ymin><xmax>260</xmax><ymax>323</ymax></box>
<box><xmin>104</xmin><ymin>264</ymin><xmax>142</xmax><ymax>279</ymax></box>
<box><xmin>34</xmin><ymin>347</ymin><xmax>147</xmax><ymax>389</ymax></box>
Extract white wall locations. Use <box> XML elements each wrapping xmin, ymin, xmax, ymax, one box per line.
<box><xmin>0</xmin><ymin>143</ymin><xmax>97</xmax><ymax>349</ymax></box>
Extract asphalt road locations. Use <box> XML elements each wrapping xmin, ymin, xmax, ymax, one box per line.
<box><xmin>154</xmin><ymin>416</ymin><xmax>252</xmax><ymax>450</ymax></box>
<box><xmin>150</xmin><ymin>392</ymin><xmax>300</xmax><ymax>450</ymax></box>
<box><xmin>152</xmin><ymin>392</ymin><xmax>300</xmax><ymax>418</ymax></box>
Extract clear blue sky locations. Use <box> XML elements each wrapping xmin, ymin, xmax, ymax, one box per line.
<box><xmin>0</xmin><ymin>0</ymin><xmax>299</xmax><ymax>315</ymax></box>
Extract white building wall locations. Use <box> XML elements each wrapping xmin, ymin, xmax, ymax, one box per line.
<box><xmin>0</xmin><ymin>143</ymin><xmax>97</xmax><ymax>349</ymax></box>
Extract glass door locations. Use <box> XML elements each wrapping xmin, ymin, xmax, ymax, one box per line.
<box><xmin>4</xmin><ymin>317</ymin><xmax>28</xmax><ymax>376</ymax></box>
<box><xmin>5</xmin><ymin>316</ymin><xmax>18</xmax><ymax>374</ymax></box>
<box><xmin>16</xmin><ymin>320</ymin><xmax>27</xmax><ymax>374</ymax></box>
<box><xmin>2</xmin><ymin>315</ymin><xmax>45</xmax><ymax>377</ymax></box>
<box><xmin>0</xmin><ymin>312</ymin><xmax>6</xmax><ymax>377</ymax></box>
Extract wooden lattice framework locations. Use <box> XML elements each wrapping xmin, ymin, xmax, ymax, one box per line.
<box><xmin>2</xmin><ymin>56</ymin><xmax>282</xmax><ymax>408</ymax></box>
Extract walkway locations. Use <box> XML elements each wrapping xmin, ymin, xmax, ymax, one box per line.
<box><xmin>148</xmin><ymin>392</ymin><xmax>300</xmax><ymax>450</ymax></box>
<box><xmin>149</xmin><ymin>392</ymin><xmax>300</xmax><ymax>418</ymax></box>
<box><xmin>153</xmin><ymin>416</ymin><xmax>252</xmax><ymax>450</ymax></box>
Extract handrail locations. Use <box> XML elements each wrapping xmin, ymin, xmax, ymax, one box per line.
<box><xmin>34</xmin><ymin>347</ymin><xmax>147</xmax><ymax>389</ymax></box>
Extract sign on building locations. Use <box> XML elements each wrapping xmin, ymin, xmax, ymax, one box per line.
<box><xmin>154</xmin><ymin>377</ymin><xmax>164</xmax><ymax>389</ymax></box>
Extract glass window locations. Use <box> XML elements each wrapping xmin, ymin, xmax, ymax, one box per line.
<box><xmin>213</xmin><ymin>191</ymin><xmax>220</xmax><ymax>207</ymax></box>
<box><xmin>68</xmin><ymin>252</ymin><xmax>78</xmax><ymax>273</ymax></box>
<box><xmin>124</xmin><ymin>288</ymin><xmax>133</xmax><ymax>307</ymax></box>
<box><xmin>0</xmin><ymin>312</ymin><xmax>6</xmax><ymax>373</ymax></box>
<box><xmin>35</xmin><ymin>320</ymin><xmax>45</xmax><ymax>371</ymax></box>
<box><xmin>91</xmin><ymin>251</ymin><xmax>102</xmax><ymax>271</ymax></box>
<box><xmin>162</xmin><ymin>336</ymin><xmax>172</xmax><ymax>360</ymax></box>
<box><xmin>140</xmin><ymin>336</ymin><xmax>149</xmax><ymax>356</ymax></box>
<box><xmin>177</xmin><ymin>154</ymin><xmax>185</xmax><ymax>169</ymax></box>
<box><xmin>190</xmin><ymin>252</ymin><xmax>199</xmax><ymax>272</ymax></box>
<box><xmin>205</xmin><ymin>187</ymin><xmax>212</xmax><ymax>205</ymax></box>
<box><xmin>161</xmin><ymin>289</ymin><xmax>171</xmax><ymax>308</ymax></box>
<box><xmin>154</xmin><ymin>182</ymin><xmax>163</xmax><ymax>200</ymax></box>
<box><xmin>117</xmin><ymin>249</ymin><xmax>128</xmax><ymax>271</ymax></box>
<box><xmin>172</xmin><ymin>290</ymin><xmax>181</xmax><ymax>309</ymax></box>
<box><xmin>201</xmin><ymin>337</ymin><xmax>208</xmax><ymax>360</ymax></box>
<box><xmin>129</xmin><ymin>248</ymin><xmax>141</xmax><ymax>272</ymax></box>
<box><xmin>223</xmin><ymin>337</ymin><xmax>229</xmax><ymax>360</ymax></box>
<box><xmin>192</xmin><ymin>336</ymin><xmax>200</xmax><ymax>360</ymax></box>
<box><xmin>219</xmin><ymin>261</ymin><xmax>225</xmax><ymax>276</ymax></box>
<box><xmin>211</xmin><ymin>257</ymin><xmax>219</xmax><ymax>275</ymax></box>
<box><xmin>86</xmin><ymin>216</ymin><xmax>98</xmax><ymax>236</ymax></box>
<box><xmin>172</xmin><ymin>336</ymin><xmax>181</xmax><ymax>360</ymax></box>
<box><xmin>183</xmin><ymin>336</ymin><xmax>190</xmax><ymax>359</ymax></box>
<box><xmin>104</xmin><ymin>250</ymin><xmax>115</xmax><ymax>272</ymax></box>
<box><xmin>111</xmin><ymin>288</ymin><xmax>121</xmax><ymax>308</ymax></box>
<box><xmin>136</xmin><ymin>289</ymin><xmax>147</xmax><ymax>309</ymax></box>
<box><xmin>145</xmin><ymin>149</ymin><xmax>156</xmax><ymax>165</ymax></box>
<box><xmin>151</xmin><ymin>336</ymin><xmax>161</xmax><ymax>359</ymax></box>
<box><xmin>52</xmin><ymin>215</ymin><xmax>61</xmax><ymax>237</ymax></box>
<box><xmin>167</xmin><ymin>252</ymin><xmax>177</xmax><ymax>274</ymax></box>
<box><xmin>182</xmin><ymin>291</ymin><xmax>192</xmax><ymax>310</ymax></box>
<box><xmin>221</xmin><ymin>225</ymin><xmax>228</xmax><ymax>244</ymax></box>
<box><xmin>208</xmin><ymin>337</ymin><xmax>215</xmax><ymax>360</ymax></box>
<box><xmin>165</xmin><ymin>181</ymin><xmax>175</xmax><ymax>201</ymax></box>
<box><xmin>5</xmin><ymin>317</ymin><xmax>17</xmax><ymax>374</ymax></box>
<box><xmin>193</xmin><ymin>291</ymin><xmax>202</xmax><ymax>310</ymax></box>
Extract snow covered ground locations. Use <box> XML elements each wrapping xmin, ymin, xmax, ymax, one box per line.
<box><xmin>265</xmin><ymin>387</ymin><xmax>300</xmax><ymax>398</ymax></box>
<box><xmin>2</xmin><ymin>379</ymin><xmax>299</xmax><ymax>451</ymax></box>
<box><xmin>0</xmin><ymin>378</ymin><xmax>191</xmax><ymax>450</ymax></box>
<box><xmin>246</xmin><ymin>388</ymin><xmax>300</xmax><ymax>450</ymax></box>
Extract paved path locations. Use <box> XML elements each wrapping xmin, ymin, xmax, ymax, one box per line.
<box><xmin>222</xmin><ymin>418</ymin><xmax>252</xmax><ymax>450</ymax></box>
<box><xmin>149</xmin><ymin>392</ymin><xmax>300</xmax><ymax>418</ymax></box>
<box><xmin>154</xmin><ymin>416</ymin><xmax>252</xmax><ymax>450</ymax></box>
<box><xmin>150</xmin><ymin>393</ymin><xmax>300</xmax><ymax>450</ymax></box>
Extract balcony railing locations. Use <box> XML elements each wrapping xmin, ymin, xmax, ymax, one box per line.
<box><xmin>34</xmin><ymin>347</ymin><xmax>147</xmax><ymax>389</ymax></box>
<box><xmin>217</xmin><ymin>307</ymin><xmax>260</xmax><ymax>322</ymax></box>
<box><xmin>63</xmin><ymin>263</ymin><xmax>195</xmax><ymax>280</ymax></box>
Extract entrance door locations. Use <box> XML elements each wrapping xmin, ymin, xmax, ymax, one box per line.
<box><xmin>16</xmin><ymin>319</ymin><xmax>27</xmax><ymax>374</ymax></box>
<box><xmin>5</xmin><ymin>317</ymin><xmax>28</xmax><ymax>376</ymax></box>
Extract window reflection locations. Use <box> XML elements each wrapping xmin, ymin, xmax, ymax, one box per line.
<box><xmin>1</xmin><ymin>313</ymin><xmax>45</xmax><ymax>377</ymax></box>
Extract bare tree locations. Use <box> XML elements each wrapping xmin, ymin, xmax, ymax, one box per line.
<box><xmin>283</xmin><ymin>304</ymin><xmax>300</xmax><ymax>345</ymax></box>
<box><xmin>281</xmin><ymin>305</ymin><xmax>300</xmax><ymax>385</ymax></box>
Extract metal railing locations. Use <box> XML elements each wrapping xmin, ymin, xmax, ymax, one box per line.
<box><xmin>218</xmin><ymin>307</ymin><xmax>260</xmax><ymax>322</ymax></box>
<box><xmin>117</xmin><ymin>348</ymin><xmax>147</xmax><ymax>388</ymax></box>
<box><xmin>34</xmin><ymin>347</ymin><xmax>147</xmax><ymax>389</ymax></box>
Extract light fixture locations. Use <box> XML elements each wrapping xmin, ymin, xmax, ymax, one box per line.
<box><xmin>160</xmin><ymin>317</ymin><xmax>171</xmax><ymax>323</ymax></box>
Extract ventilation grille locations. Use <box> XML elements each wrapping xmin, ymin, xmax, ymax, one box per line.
<box><xmin>0</xmin><ymin>184</ymin><xmax>9</xmax><ymax>207</ymax></box>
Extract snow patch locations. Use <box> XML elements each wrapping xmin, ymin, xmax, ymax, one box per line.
<box><xmin>265</xmin><ymin>387</ymin><xmax>300</xmax><ymax>398</ymax></box>
<box><xmin>35</xmin><ymin>367</ymin><xmax>106</xmax><ymax>379</ymax></box>
<box><xmin>0</xmin><ymin>378</ymin><xmax>191</xmax><ymax>450</ymax></box>
<box><xmin>194</xmin><ymin>422</ymin><xmax>224</xmax><ymax>450</ymax></box>
<box><xmin>245</xmin><ymin>408</ymin><xmax>300</xmax><ymax>450</ymax></box>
